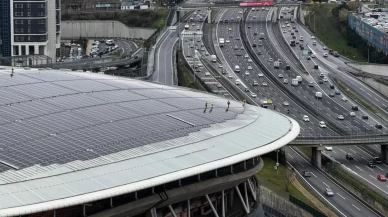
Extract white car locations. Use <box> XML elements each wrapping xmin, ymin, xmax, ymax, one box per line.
<box><xmin>350</xmin><ymin>112</ymin><xmax>356</xmax><ymax>117</ymax></box>
<box><xmin>337</xmin><ymin>115</ymin><xmax>344</xmax><ymax>120</ymax></box>
<box><xmin>251</xmin><ymin>93</ymin><xmax>257</xmax><ymax>98</ymax></box>
<box><xmin>245</xmin><ymin>71</ymin><xmax>250</xmax><ymax>76</ymax></box>
<box><xmin>324</xmin><ymin>146</ymin><xmax>333</xmax><ymax>151</ymax></box>
<box><xmin>323</xmin><ymin>77</ymin><xmax>328</xmax><ymax>82</ymax></box>
<box><xmin>311</xmin><ymin>54</ymin><xmax>316</xmax><ymax>58</ymax></box>
<box><xmin>319</xmin><ymin>121</ymin><xmax>327</xmax><ymax>128</ymax></box>
<box><xmin>245</xmin><ymin>54</ymin><xmax>249</xmax><ymax>58</ymax></box>
<box><xmin>323</xmin><ymin>53</ymin><xmax>328</xmax><ymax>57</ymax></box>
<box><xmin>228</xmin><ymin>74</ymin><xmax>233</xmax><ymax>79</ymax></box>
<box><xmin>282</xmin><ymin>25</ymin><xmax>286</xmax><ymax>28</ymax></box>
<box><xmin>226</xmin><ymin>40</ymin><xmax>231</xmax><ymax>43</ymax></box>
<box><xmin>258</xmin><ymin>73</ymin><xmax>264</xmax><ymax>77</ymax></box>
<box><xmin>278</xmin><ymin>74</ymin><xmax>283</xmax><ymax>78</ymax></box>
<box><xmin>248</xmin><ymin>59</ymin><xmax>253</xmax><ymax>63</ymax></box>
<box><xmin>283</xmin><ymin>79</ymin><xmax>288</xmax><ymax>84</ymax></box>
<box><xmin>303</xmin><ymin>115</ymin><xmax>310</xmax><ymax>122</ymax></box>
<box><xmin>248</xmin><ymin>66</ymin><xmax>253</xmax><ymax>70</ymax></box>
<box><xmin>262</xmin><ymin>82</ymin><xmax>268</xmax><ymax>86</ymax></box>
<box><xmin>323</xmin><ymin>46</ymin><xmax>328</xmax><ymax>50</ymax></box>
<box><xmin>235</xmin><ymin>79</ymin><xmax>241</xmax><ymax>85</ymax></box>
<box><xmin>286</xmin><ymin>24</ymin><xmax>291</xmax><ymax>27</ymax></box>
<box><xmin>269</xmin><ymin>58</ymin><xmax>273</xmax><ymax>62</ymax></box>
<box><xmin>311</xmin><ymin>36</ymin><xmax>316</xmax><ymax>39</ymax></box>
<box><xmin>342</xmin><ymin>97</ymin><xmax>348</xmax><ymax>102</ymax></box>
<box><xmin>218</xmin><ymin>65</ymin><xmax>223</xmax><ymax>68</ymax></box>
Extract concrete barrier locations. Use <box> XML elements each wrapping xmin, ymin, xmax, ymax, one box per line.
<box><xmin>61</xmin><ymin>20</ymin><xmax>157</xmax><ymax>40</ymax></box>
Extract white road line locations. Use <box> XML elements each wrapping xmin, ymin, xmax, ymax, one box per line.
<box><xmin>340</xmin><ymin>148</ymin><xmax>346</xmax><ymax>153</ymax></box>
<box><xmin>337</xmin><ymin>193</ymin><xmax>346</xmax><ymax>200</ymax></box>
<box><xmin>298</xmin><ymin>162</ymin><xmax>304</xmax><ymax>168</ymax></box>
<box><xmin>355</xmin><ymin>166</ymin><xmax>363</xmax><ymax>171</ymax></box>
<box><xmin>376</xmin><ymin>165</ymin><xmax>384</xmax><ymax>171</ymax></box>
<box><xmin>369</xmin><ymin>175</ymin><xmax>375</xmax><ymax>179</ymax></box>
<box><xmin>322</xmin><ymin>182</ymin><xmax>330</xmax><ymax>188</ymax></box>
<box><xmin>310</xmin><ymin>172</ymin><xmax>317</xmax><ymax>178</ymax></box>
<box><xmin>352</xmin><ymin>204</ymin><xmax>361</xmax><ymax>211</ymax></box>
<box><xmin>288</xmin><ymin>154</ymin><xmax>294</xmax><ymax>159</ymax></box>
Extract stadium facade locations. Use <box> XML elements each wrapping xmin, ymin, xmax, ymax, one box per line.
<box><xmin>0</xmin><ymin>67</ymin><xmax>299</xmax><ymax>217</ymax></box>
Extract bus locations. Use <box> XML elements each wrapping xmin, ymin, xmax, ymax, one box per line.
<box><xmin>219</xmin><ymin>38</ymin><xmax>225</xmax><ymax>47</ymax></box>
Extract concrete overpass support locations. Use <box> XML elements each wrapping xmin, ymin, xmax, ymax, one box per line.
<box><xmin>381</xmin><ymin>145</ymin><xmax>388</xmax><ymax>163</ymax></box>
<box><xmin>207</xmin><ymin>9</ymin><xmax>212</xmax><ymax>24</ymax></box>
<box><xmin>311</xmin><ymin>147</ymin><xmax>323</xmax><ymax>169</ymax></box>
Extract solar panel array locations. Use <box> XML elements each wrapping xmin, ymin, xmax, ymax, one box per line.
<box><xmin>0</xmin><ymin>71</ymin><xmax>243</xmax><ymax>173</ymax></box>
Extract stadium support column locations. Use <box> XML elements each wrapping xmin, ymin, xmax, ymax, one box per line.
<box><xmin>207</xmin><ymin>9</ymin><xmax>212</xmax><ymax>24</ymax></box>
<box><xmin>381</xmin><ymin>145</ymin><xmax>388</xmax><ymax>163</ymax></box>
<box><xmin>311</xmin><ymin>147</ymin><xmax>323</xmax><ymax>169</ymax></box>
<box><xmin>177</xmin><ymin>10</ymin><xmax>180</xmax><ymax>23</ymax></box>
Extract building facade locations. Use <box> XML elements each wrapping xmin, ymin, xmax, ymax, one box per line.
<box><xmin>2</xmin><ymin>0</ymin><xmax>60</xmax><ymax>60</ymax></box>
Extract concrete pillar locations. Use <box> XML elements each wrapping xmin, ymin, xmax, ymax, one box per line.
<box><xmin>177</xmin><ymin>11</ymin><xmax>180</xmax><ymax>23</ymax></box>
<box><xmin>207</xmin><ymin>9</ymin><xmax>212</xmax><ymax>24</ymax></box>
<box><xmin>381</xmin><ymin>145</ymin><xmax>388</xmax><ymax>162</ymax></box>
<box><xmin>229</xmin><ymin>189</ymin><xmax>234</xmax><ymax>207</ymax></box>
<box><xmin>311</xmin><ymin>147</ymin><xmax>323</xmax><ymax>169</ymax></box>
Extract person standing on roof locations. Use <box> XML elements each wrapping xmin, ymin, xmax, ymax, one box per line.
<box><xmin>227</xmin><ymin>100</ymin><xmax>230</xmax><ymax>109</ymax></box>
<box><xmin>211</xmin><ymin>100</ymin><xmax>214</xmax><ymax>108</ymax></box>
<box><xmin>11</xmin><ymin>66</ymin><xmax>14</xmax><ymax>74</ymax></box>
<box><xmin>205</xmin><ymin>101</ymin><xmax>208</xmax><ymax>109</ymax></box>
<box><xmin>243</xmin><ymin>99</ymin><xmax>246</xmax><ymax>107</ymax></box>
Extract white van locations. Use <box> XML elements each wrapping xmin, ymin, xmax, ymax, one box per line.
<box><xmin>234</xmin><ymin>65</ymin><xmax>240</xmax><ymax>72</ymax></box>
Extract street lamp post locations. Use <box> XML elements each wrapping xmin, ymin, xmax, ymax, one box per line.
<box><xmin>276</xmin><ymin>150</ymin><xmax>280</xmax><ymax>176</ymax></box>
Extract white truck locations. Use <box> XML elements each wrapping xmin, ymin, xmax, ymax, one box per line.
<box><xmin>211</xmin><ymin>55</ymin><xmax>217</xmax><ymax>62</ymax></box>
<box><xmin>274</xmin><ymin>61</ymin><xmax>280</xmax><ymax>68</ymax></box>
<box><xmin>260</xmin><ymin>98</ymin><xmax>268</xmax><ymax>108</ymax></box>
<box><xmin>259</xmin><ymin>32</ymin><xmax>265</xmax><ymax>39</ymax></box>
<box><xmin>291</xmin><ymin>79</ymin><xmax>298</xmax><ymax>86</ymax></box>
<box><xmin>219</xmin><ymin>38</ymin><xmax>225</xmax><ymax>47</ymax></box>
<box><xmin>296</xmin><ymin>76</ymin><xmax>302</xmax><ymax>83</ymax></box>
<box><xmin>234</xmin><ymin>65</ymin><xmax>240</xmax><ymax>72</ymax></box>
<box><xmin>315</xmin><ymin>92</ymin><xmax>323</xmax><ymax>99</ymax></box>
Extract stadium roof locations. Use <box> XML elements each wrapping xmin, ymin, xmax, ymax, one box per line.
<box><xmin>0</xmin><ymin>68</ymin><xmax>299</xmax><ymax>216</ymax></box>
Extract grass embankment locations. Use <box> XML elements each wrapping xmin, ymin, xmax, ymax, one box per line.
<box><xmin>304</xmin><ymin>4</ymin><xmax>367</xmax><ymax>62</ymax></box>
<box><xmin>62</xmin><ymin>9</ymin><xmax>169</xmax><ymax>30</ymax></box>
<box><xmin>332</xmin><ymin>78</ymin><xmax>377</xmax><ymax>113</ymax></box>
<box><xmin>256</xmin><ymin>157</ymin><xmax>316</xmax><ymax>208</ymax></box>
<box><xmin>177</xmin><ymin>49</ymin><xmax>199</xmax><ymax>89</ymax></box>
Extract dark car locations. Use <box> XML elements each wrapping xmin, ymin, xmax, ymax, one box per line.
<box><xmin>362</xmin><ymin>115</ymin><xmax>369</xmax><ymax>120</ymax></box>
<box><xmin>319</xmin><ymin>80</ymin><xmax>324</xmax><ymax>84</ymax></box>
<box><xmin>346</xmin><ymin>153</ymin><xmax>354</xmax><ymax>160</ymax></box>
<box><xmin>314</xmin><ymin>64</ymin><xmax>319</xmax><ymax>69</ymax></box>
<box><xmin>254</xmin><ymin>32</ymin><xmax>258</xmax><ymax>35</ymax></box>
<box><xmin>252</xmin><ymin>44</ymin><xmax>257</xmax><ymax>47</ymax></box>
<box><xmin>330</xmin><ymin>84</ymin><xmax>335</xmax><ymax>89</ymax></box>
<box><xmin>302</xmin><ymin>171</ymin><xmax>311</xmax><ymax>177</ymax></box>
<box><xmin>285</xmin><ymin>65</ymin><xmax>290</xmax><ymax>70</ymax></box>
<box><xmin>257</xmin><ymin>51</ymin><xmax>262</xmax><ymax>55</ymax></box>
<box><xmin>367</xmin><ymin>161</ymin><xmax>377</xmax><ymax>168</ymax></box>
<box><xmin>375</xmin><ymin>124</ymin><xmax>383</xmax><ymax>129</ymax></box>
<box><xmin>295</xmin><ymin>29</ymin><xmax>299</xmax><ymax>32</ymax></box>
<box><xmin>335</xmin><ymin>89</ymin><xmax>341</xmax><ymax>95</ymax></box>
<box><xmin>351</xmin><ymin>105</ymin><xmax>359</xmax><ymax>111</ymax></box>
<box><xmin>248</xmin><ymin>26</ymin><xmax>251</xmax><ymax>29</ymax></box>
<box><xmin>373</xmin><ymin>157</ymin><xmax>383</xmax><ymax>164</ymax></box>
<box><xmin>292</xmin><ymin>35</ymin><xmax>296</xmax><ymax>39</ymax></box>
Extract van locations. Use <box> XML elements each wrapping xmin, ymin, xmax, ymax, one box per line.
<box><xmin>234</xmin><ymin>65</ymin><xmax>240</xmax><ymax>72</ymax></box>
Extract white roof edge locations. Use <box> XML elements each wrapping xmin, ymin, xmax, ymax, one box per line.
<box><xmin>0</xmin><ymin>117</ymin><xmax>300</xmax><ymax>217</ymax></box>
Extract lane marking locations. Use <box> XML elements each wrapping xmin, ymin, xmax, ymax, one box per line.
<box><xmin>322</xmin><ymin>182</ymin><xmax>330</xmax><ymax>188</ymax></box>
<box><xmin>352</xmin><ymin>204</ymin><xmax>361</xmax><ymax>211</ymax></box>
<box><xmin>355</xmin><ymin>166</ymin><xmax>363</xmax><ymax>171</ymax></box>
<box><xmin>337</xmin><ymin>193</ymin><xmax>346</xmax><ymax>200</ymax></box>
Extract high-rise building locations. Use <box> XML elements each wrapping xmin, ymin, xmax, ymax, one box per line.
<box><xmin>1</xmin><ymin>0</ymin><xmax>60</xmax><ymax>61</ymax></box>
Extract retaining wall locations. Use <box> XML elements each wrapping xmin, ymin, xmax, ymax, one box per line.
<box><xmin>61</xmin><ymin>20</ymin><xmax>156</xmax><ymax>40</ymax></box>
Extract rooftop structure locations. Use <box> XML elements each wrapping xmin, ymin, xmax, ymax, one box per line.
<box><xmin>0</xmin><ymin>67</ymin><xmax>299</xmax><ymax>216</ymax></box>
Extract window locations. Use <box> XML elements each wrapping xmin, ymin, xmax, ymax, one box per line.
<box><xmin>15</xmin><ymin>20</ymin><xmax>23</xmax><ymax>24</ymax></box>
<box><xmin>27</xmin><ymin>12</ymin><xmax>31</xmax><ymax>16</ymax></box>
<box><xmin>38</xmin><ymin>4</ymin><xmax>44</xmax><ymax>8</ymax></box>
<box><xmin>28</xmin><ymin>20</ymin><xmax>31</xmax><ymax>24</ymax></box>
<box><xmin>38</xmin><ymin>20</ymin><xmax>45</xmax><ymax>24</ymax></box>
<box><xmin>15</xmin><ymin>4</ymin><xmax>23</xmax><ymax>8</ymax></box>
<box><xmin>15</xmin><ymin>37</ymin><xmax>24</xmax><ymax>41</ymax></box>
<box><xmin>39</xmin><ymin>12</ymin><xmax>44</xmax><ymax>16</ymax></box>
<box><xmin>28</xmin><ymin>36</ymin><xmax>31</xmax><ymax>41</ymax></box>
<box><xmin>15</xmin><ymin>12</ymin><xmax>23</xmax><ymax>16</ymax></box>
<box><xmin>27</xmin><ymin>3</ymin><xmax>30</xmax><ymax>8</ymax></box>
<box><xmin>39</xmin><ymin>28</ymin><xmax>45</xmax><ymax>33</ymax></box>
<box><xmin>28</xmin><ymin>28</ymin><xmax>31</xmax><ymax>33</ymax></box>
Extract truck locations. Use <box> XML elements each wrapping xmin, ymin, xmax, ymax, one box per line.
<box><xmin>274</xmin><ymin>61</ymin><xmax>280</xmax><ymax>68</ymax></box>
<box><xmin>259</xmin><ymin>32</ymin><xmax>265</xmax><ymax>39</ymax></box>
<box><xmin>260</xmin><ymin>98</ymin><xmax>268</xmax><ymax>108</ymax></box>
<box><xmin>296</xmin><ymin>76</ymin><xmax>302</xmax><ymax>83</ymax></box>
<box><xmin>291</xmin><ymin>79</ymin><xmax>298</xmax><ymax>86</ymax></box>
<box><xmin>315</xmin><ymin>92</ymin><xmax>323</xmax><ymax>99</ymax></box>
<box><xmin>211</xmin><ymin>55</ymin><xmax>217</xmax><ymax>62</ymax></box>
<box><xmin>219</xmin><ymin>38</ymin><xmax>225</xmax><ymax>47</ymax></box>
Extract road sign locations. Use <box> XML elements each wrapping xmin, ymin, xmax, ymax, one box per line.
<box><xmin>302</xmin><ymin>50</ymin><xmax>310</xmax><ymax>56</ymax></box>
<box><xmin>240</xmin><ymin>1</ymin><xmax>274</xmax><ymax>7</ymax></box>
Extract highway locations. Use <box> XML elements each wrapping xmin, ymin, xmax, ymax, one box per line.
<box><xmin>212</xmin><ymin>6</ymin><xmax>385</xmax><ymax>215</ymax></box>
<box><xmin>274</xmin><ymin>7</ymin><xmax>388</xmax><ymax>195</ymax></box>
<box><xmin>287</xmin><ymin>146</ymin><xmax>379</xmax><ymax>217</ymax></box>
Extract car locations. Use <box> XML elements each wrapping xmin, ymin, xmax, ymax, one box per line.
<box><xmin>329</xmin><ymin>93</ymin><xmax>335</xmax><ymax>97</ymax></box>
<box><xmin>342</xmin><ymin>97</ymin><xmax>348</xmax><ymax>102</ymax></box>
<box><xmin>228</xmin><ymin>27</ymin><xmax>232</xmax><ymax>31</ymax></box>
<box><xmin>269</xmin><ymin>58</ymin><xmax>273</xmax><ymax>61</ymax></box>
<box><xmin>252</xmin><ymin>44</ymin><xmax>257</xmax><ymax>47</ymax></box>
<box><xmin>377</xmin><ymin>174</ymin><xmax>387</xmax><ymax>181</ymax></box>
<box><xmin>228</xmin><ymin>74</ymin><xmax>233</xmax><ymax>79</ymax></box>
<box><xmin>311</xmin><ymin>36</ymin><xmax>316</xmax><ymax>39</ymax></box>
<box><xmin>216</xmin><ymin>83</ymin><xmax>222</xmax><ymax>88</ymax></box>
<box><xmin>319</xmin><ymin>73</ymin><xmax>324</xmax><ymax>78</ymax></box>
<box><xmin>319</xmin><ymin>121</ymin><xmax>327</xmax><ymax>128</ymax></box>
<box><xmin>283</xmin><ymin>79</ymin><xmax>289</xmax><ymax>84</ymax></box>
<box><xmin>373</xmin><ymin>157</ymin><xmax>383</xmax><ymax>164</ymax></box>
<box><xmin>282</xmin><ymin>25</ymin><xmax>286</xmax><ymax>28</ymax></box>
<box><xmin>318</xmin><ymin>80</ymin><xmax>323</xmax><ymax>84</ymax></box>
<box><xmin>248</xmin><ymin>59</ymin><xmax>253</xmax><ymax>63</ymax></box>
<box><xmin>254</xmin><ymin>32</ymin><xmax>258</xmax><ymax>35</ymax></box>
<box><xmin>201</xmin><ymin>47</ymin><xmax>205</xmax><ymax>51</ymax></box>
<box><xmin>251</xmin><ymin>93</ymin><xmax>257</xmax><ymax>98</ymax></box>
<box><xmin>311</xmin><ymin>54</ymin><xmax>316</xmax><ymax>58</ymax></box>
<box><xmin>350</xmin><ymin>112</ymin><xmax>356</xmax><ymax>117</ymax></box>
<box><xmin>324</xmin><ymin>188</ymin><xmax>334</xmax><ymax>197</ymax></box>
<box><xmin>351</xmin><ymin>105</ymin><xmax>359</xmax><ymax>111</ymax></box>
<box><xmin>235</xmin><ymin>79</ymin><xmax>241</xmax><ymax>85</ymax></box>
<box><xmin>245</xmin><ymin>71</ymin><xmax>250</xmax><ymax>76</ymax></box>
<box><xmin>248</xmin><ymin>26</ymin><xmax>251</xmax><ymax>29</ymax></box>
<box><xmin>303</xmin><ymin>115</ymin><xmax>310</xmax><ymax>122</ymax></box>
<box><xmin>262</xmin><ymin>82</ymin><xmax>268</xmax><ymax>86</ymax></box>
<box><xmin>286</xmin><ymin>24</ymin><xmax>291</xmax><ymax>27</ymax></box>
<box><xmin>278</xmin><ymin>74</ymin><xmax>283</xmax><ymax>78</ymax></box>
<box><xmin>192</xmin><ymin>23</ymin><xmax>196</xmax><ymax>26</ymax></box>
<box><xmin>375</xmin><ymin>124</ymin><xmax>383</xmax><ymax>129</ymax></box>
<box><xmin>237</xmin><ymin>16</ymin><xmax>241</xmax><ymax>19</ymax></box>
<box><xmin>248</xmin><ymin>66</ymin><xmax>253</xmax><ymax>70</ymax></box>
<box><xmin>335</xmin><ymin>89</ymin><xmax>341</xmax><ymax>95</ymax></box>
<box><xmin>218</xmin><ymin>65</ymin><xmax>223</xmax><ymax>68</ymax></box>
<box><xmin>295</xmin><ymin>29</ymin><xmax>298</xmax><ymax>32</ymax></box>
<box><xmin>235</xmin><ymin>37</ymin><xmax>240</xmax><ymax>40</ymax></box>
<box><xmin>253</xmin><ymin>80</ymin><xmax>259</xmax><ymax>86</ymax></box>
<box><xmin>240</xmin><ymin>46</ymin><xmax>245</xmax><ymax>50</ymax></box>
<box><xmin>257</xmin><ymin>51</ymin><xmax>262</xmax><ymax>55</ymax></box>
<box><xmin>323</xmin><ymin>53</ymin><xmax>328</xmax><ymax>57</ymax></box>
<box><xmin>346</xmin><ymin>153</ymin><xmax>354</xmax><ymax>160</ymax></box>
<box><xmin>337</xmin><ymin>115</ymin><xmax>344</xmax><ymax>120</ymax></box>
<box><xmin>367</xmin><ymin>161</ymin><xmax>376</xmax><ymax>168</ymax></box>
<box><xmin>323</xmin><ymin>77</ymin><xmax>328</xmax><ymax>82</ymax></box>
<box><xmin>282</xmin><ymin>30</ymin><xmax>286</xmax><ymax>33</ymax></box>
<box><xmin>324</xmin><ymin>146</ymin><xmax>333</xmax><ymax>151</ymax></box>
<box><xmin>258</xmin><ymin>73</ymin><xmax>264</xmax><ymax>77</ymax></box>
<box><xmin>283</xmin><ymin>101</ymin><xmax>289</xmax><ymax>106</ymax></box>
<box><xmin>244</xmin><ymin>54</ymin><xmax>249</xmax><ymax>58</ymax></box>
<box><xmin>239</xmin><ymin>11</ymin><xmax>243</xmax><ymax>14</ymax></box>
<box><xmin>226</xmin><ymin>39</ymin><xmax>231</xmax><ymax>43</ymax></box>
<box><xmin>330</xmin><ymin>84</ymin><xmax>335</xmax><ymax>89</ymax></box>
<box><xmin>302</xmin><ymin>171</ymin><xmax>311</xmax><ymax>177</ymax></box>
<box><xmin>362</xmin><ymin>115</ymin><xmax>369</xmax><ymax>120</ymax></box>
<box><xmin>323</xmin><ymin>46</ymin><xmax>328</xmax><ymax>50</ymax></box>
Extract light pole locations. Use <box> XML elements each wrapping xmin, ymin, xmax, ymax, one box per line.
<box><xmin>275</xmin><ymin>150</ymin><xmax>280</xmax><ymax>176</ymax></box>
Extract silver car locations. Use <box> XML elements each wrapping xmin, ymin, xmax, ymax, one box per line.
<box><xmin>324</xmin><ymin>188</ymin><xmax>334</xmax><ymax>197</ymax></box>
